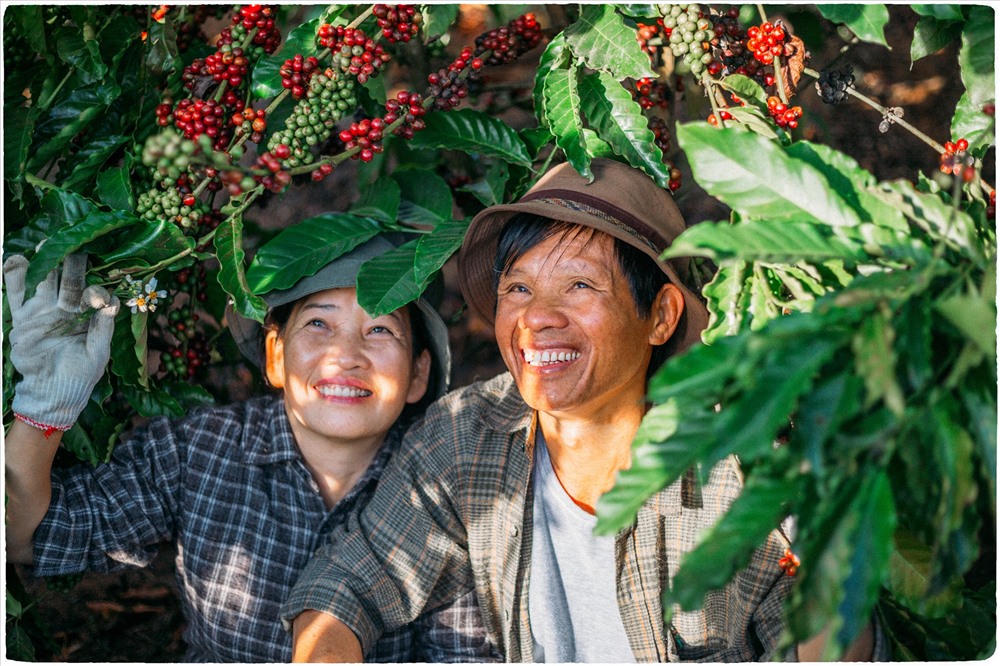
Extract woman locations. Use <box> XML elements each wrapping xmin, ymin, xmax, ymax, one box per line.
<box><xmin>4</xmin><ymin>236</ymin><xmax>490</xmax><ymax>662</ymax></box>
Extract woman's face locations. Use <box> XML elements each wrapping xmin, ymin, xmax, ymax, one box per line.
<box><xmin>265</xmin><ymin>287</ymin><xmax>430</xmax><ymax>452</ymax></box>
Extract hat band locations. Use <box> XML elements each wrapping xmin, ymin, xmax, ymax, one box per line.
<box><xmin>520</xmin><ymin>190</ymin><xmax>665</xmax><ymax>255</ymax></box>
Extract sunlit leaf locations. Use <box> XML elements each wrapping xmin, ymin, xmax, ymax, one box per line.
<box><xmin>564</xmin><ymin>4</ymin><xmax>656</xmax><ymax>79</ymax></box>
<box><xmin>542</xmin><ymin>54</ymin><xmax>591</xmax><ymax>180</ymax></box>
<box><xmin>414</xmin><ymin>218</ymin><xmax>469</xmax><ymax>284</ymax></box>
<box><xmin>409</xmin><ymin>108</ymin><xmax>532</xmax><ymax>166</ymax></box>
<box><xmin>393</xmin><ymin>168</ymin><xmax>454</xmax><ymax>226</ymax></box>
<box><xmin>816</xmin><ymin>4</ymin><xmax>890</xmax><ymax>48</ymax></box>
<box><xmin>356</xmin><ymin>239</ymin><xmax>430</xmax><ymax>317</ymax></box>
<box><xmin>580</xmin><ymin>71</ymin><xmax>670</xmax><ymax>186</ymax></box>
<box><xmin>214</xmin><ymin>212</ymin><xmax>267</xmax><ymax>322</ymax></box>
<box><xmin>677</xmin><ymin>124</ymin><xmax>863</xmax><ymax>228</ymax></box>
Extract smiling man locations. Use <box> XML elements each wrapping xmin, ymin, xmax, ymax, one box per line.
<box><xmin>282</xmin><ymin>159</ymin><xmax>878</xmax><ymax>662</ymax></box>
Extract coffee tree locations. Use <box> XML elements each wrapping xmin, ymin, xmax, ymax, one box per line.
<box><xmin>4</xmin><ymin>4</ymin><xmax>995</xmax><ymax>661</ymax></box>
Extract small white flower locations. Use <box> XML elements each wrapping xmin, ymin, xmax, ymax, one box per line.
<box><xmin>124</xmin><ymin>276</ymin><xmax>169</xmax><ymax>313</ymax></box>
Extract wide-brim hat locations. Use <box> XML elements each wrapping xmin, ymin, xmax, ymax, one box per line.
<box><xmin>228</xmin><ymin>235</ymin><xmax>452</xmax><ymax>401</ymax></box>
<box><xmin>458</xmin><ymin>158</ymin><xmax>708</xmax><ymax>357</ymax></box>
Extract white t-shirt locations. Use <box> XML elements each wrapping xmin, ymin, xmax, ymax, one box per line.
<box><xmin>528</xmin><ymin>435</ymin><xmax>637</xmax><ymax>663</ymax></box>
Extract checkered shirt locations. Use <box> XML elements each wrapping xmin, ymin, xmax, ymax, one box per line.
<box><xmin>283</xmin><ymin>373</ymin><xmax>800</xmax><ymax>661</ymax></box>
<box><xmin>32</xmin><ymin>394</ymin><xmax>492</xmax><ymax>662</ymax></box>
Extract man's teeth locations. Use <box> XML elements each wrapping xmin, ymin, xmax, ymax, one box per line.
<box><xmin>523</xmin><ymin>350</ymin><xmax>581</xmax><ymax>366</ymax></box>
<box><xmin>317</xmin><ymin>385</ymin><xmax>372</xmax><ymax>398</ymax></box>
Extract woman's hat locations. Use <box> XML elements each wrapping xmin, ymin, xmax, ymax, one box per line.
<box><xmin>228</xmin><ymin>235</ymin><xmax>452</xmax><ymax>400</ymax></box>
<box><xmin>457</xmin><ymin>158</ymin><xmax>708</xmax><ymax>357</ymax></box>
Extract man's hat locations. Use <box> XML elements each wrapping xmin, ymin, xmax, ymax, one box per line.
<box><xmin>228</xmin><ymin>235</ymin><xmax>452</xmax><ymax>400</ymax></box>
<box><xmin>458</xmin><ymin>158</ymin><xmax>708</xmax><ymax>356</ymax></box>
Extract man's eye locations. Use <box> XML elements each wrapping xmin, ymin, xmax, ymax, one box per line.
<box><xmin>572</xmin><ymin>281</ymin><xmax>591</xmax><ymax>289</ymax></box>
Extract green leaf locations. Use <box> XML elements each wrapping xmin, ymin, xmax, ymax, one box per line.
<box><xmin>564</xmin><ymin>5</ymin><xmax>656</xmax><ymax>80</ymax></box>
<box><xmin>144</xmin><ymin>18</ymin><xmax>181</xmax><ymax>74</ymax></box>
<box><xmin>7</xmin><ymin>625</ymin><xmax>35</xmax><ymax>661</ymax></box>
<box><xmin>246</xmin><ymin>213</ymin><xmax>382</xmax><ymax>293</ymax></box>
<box><xmin>785</xmin><ymin>141</ymin><xmax>908</xmax><ymax>232</ymax></box>
<box><xmin>888</xmin><ymin>530</ymin><xmax>961</xmax><ymax>617</ymax></box>
<box><xmin>215</xmin><ymin>213</ymin><xmax>267</xmax><ymax>322</ymax></box>
<box><xmin>935</xmin><ymin>293</ymin><xmax>997</xmax><ymax>362</ymax></box>
<box><xmin>110</xmin><ymin>308</ymin><xmax>141</xmax><ymax>386</ymax></box>
<box><xmin>421</xmin><ymin>4</ymin><xmax>459</xmax><ymax>39</ymax></box>
<box><xmin>647</xmin><ymin>334</ymin><xmax>747</xmax><ymax>404</ymax></box>
<box><xmin>911</xmin><ymin>15</ymin><xmax>963</xmax><ymax>63</ymax></box>
<box><xmin>356</xmin><ymin>239</ymin><xmax>429</xmax><ymax>317</ymax></box>
<box><xmin>816</xmin><ymin>4</ymin><xmax>890</xmax><ymax>48</ymax></box>
<box><xmin>533</xmin><ymin>32</ymin><xmax>569</xmax><ymax>118</ymax></box>
<box><xmin>542</xmin><ymin>54</ymin><xmax>591</xmax><ymax>180</ymax></box>
<box><xmin>596</xmin><ymin>400</ymin><xmax>717</xmax><ymax>533</ymax></box>
<box><xmin>872</xmin><ymin>181</ymin><xmax>983</xmax><ymax>262</ymax></box>
<box><xmin>250</xmin><ymin>18</ymin><xmax>320</xmax><ymax>99</ymax></box>
<box><xmin>788</xmin><ymin>469</ymin><xmax>896</xmax><ymax>656</ymax></box>
<box><xmin>24</xmin><ymin>210</ymin><xmax>133</xmax><ymax>298</ymax></box>
<box><xmin>10</xmin><ymin>5</ymin><xmax>47</xmax><ymax>55</ymax></box>
<box><xmin>121</xmin><ymin>382</ymin><xmax>185</xmax><ymax>418</ymax></box>
<box><xmin>459</xmin><ymin>160</ymin><xmax>509</xmax><ymax>207</ymax></box>
<box><xmin>7</xmin><ymin>589</ymin><xmax>23</xmax><ymax>617</ymax></box>
<box><xmin>415</xmin><ymin>218</ymin><xmax>469</xmax><ymax>284</ymax></box>
<box><xmin>409</xmin><ymin>108</ymin><xmax>532</xmax><ymax>167</ymax></box>
<box><xmin>700</xmin><ymin>260</ymin><xmax>750</xmax><ymax>343</ymax></box>
<box><xmin>3</xmin><ymin>101</ymin><xmax>38</xmax><ymax>182</ymax></box>
<box><xmin>95</xmin><ymin>218</ymin><xmax>195</xmax><ymax>267</ymax></box>
<box><xmin>723</xmin><ymin>106</ymin><xmax>779</xmax><ymax>140</ymax></box>
<box><xmin>130</xmin><ymin>310</ymin><xmax>150</xmax><ymax>389</ymax></box>
<box><xmin>162</xmin><ymin>380</ymin><xmax>217</xmax><ymax>410</ymax></box>
<box><xmin>392</xmin><ymin>168</ymin><xmax>454</xmax><ymax>226</ymax></box>
<box><xmin>582</xmin><ymin>128</ymin><xmax>616</xmax><ymax>157</ymax></box>
<box><xmin>677</xmin><ymin>124</ymin><xmax>863</xmax><ymax>228</ymax></box>
<box><xmin>56</xmin><ymin>30</ymin><xmax>108</xmax><ymax>79</ymax></box>
<box><xmin>715</xmin><ymin>73</ymin><xmax>769</xmax><ymax>107</ymax></box>
<box><xmin>618</xmin><ymin>5</ymin><xmax>662</xmax><ymax>19</ymax></box>
<box><xmin>958</xmin><ymin>7</ymin><xmax>995</xmax><ymax>107</ymax></box>
<box><xmin>664</xmin><ymin>219</ymin><xmax>866</xmax><ymax>263</ymax></box>
<box><xmin>852</xmin><ymin>307</ymin><xmax>905</xmax><ymax>416</ymax></box>
<box><xmin>951</xmin><ymin>90</ymin><xmax>996</xmax><ymax>152</ymax></box>
<box><xmin>793</xmin><ymin>370</ymin><xmax>863</xmax><ymax>477</ymax></box>
<box><xmin>666</xmin><ymin>472</ymin><xmax>802</xmax><ymax>611</ymax></box>
<box><xmin>350</xmin><ymin>178</ymin><xmax>401</xmax><ymax>226</ymax></box>
<box><xmin>96</xmin><ymin>163</ymin><xmax>135</xmax><ymax>212</ymax></box>
<box><xmin>61</xmin><ymin>134</ymin><xmax>129</xmax><ymax>193</ymax></box>
<box><xmin>911</xmin><ymin>5</ymin><xmax>965</xmax><ymax>21</ymax></box>
<box><xmin>579</xmin><ymin>71</ymin><xmax>670</xmax><ymax>187</ymax></box>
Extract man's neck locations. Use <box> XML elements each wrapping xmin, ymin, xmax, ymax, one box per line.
<box><xmin>537</xmin><ymin>405</ymin><xmax>645</xmax><ymax>514</ymax></box>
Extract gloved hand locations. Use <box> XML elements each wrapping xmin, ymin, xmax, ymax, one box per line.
<box><xmin>4</xmin><ymin>254</ymin><xmax>119</xmax><ymax>433</ymax></box>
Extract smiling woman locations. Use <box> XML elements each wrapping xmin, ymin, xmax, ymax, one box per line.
<box><xmin>3</xmin><ymin>236</ymin><xmax>494</xmax><ymax>663</ymax></box>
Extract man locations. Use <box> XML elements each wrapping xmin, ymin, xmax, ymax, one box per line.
<box><xmin>282</xmin><ymin>159</ymin><xmax>878</xmax><ymax>661</ymax></box>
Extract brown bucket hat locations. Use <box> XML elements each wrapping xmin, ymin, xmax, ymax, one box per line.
<box><xmin>458</xmin><ymin>158</ymin><xmax>709</xmax><ymax>356</ymax></box>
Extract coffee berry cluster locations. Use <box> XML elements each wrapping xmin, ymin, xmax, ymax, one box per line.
<box><xmin>427</xmin><ymin>46</ymin><xmax>483</xmax><ymax>111</ymax></box>
<box><xmin>280</xmin><ymin>54</ymin><xmax>321</xmax><ymax>99</ymax></box>
<box><xmin>157</xmin><ymin>265</ymin><xmax>216</xmax><ymax>382</ymax></box>
<box><xmin>661</xmin><ymin>4</ymin><xmax>716</xmax><ymax>77</ymax></box>
<box><xmin>746</xmin><ymin>21</ymin><xmax>788</xmax><ymax>66</ymax></box>
<box><xmin>633</xmin><ymin>77</ymin><xmax>670</xmax><ymax>110</ymax></box>
<box><xmin>473</xmin><ymin>13</ymin><xmax>542</xmax><ymax>66</ymax></box>
<box><xmin>816</xmin><ymin>66</ymin><xmax>855</xmax><ymax>106</ymax></box>
<box><xmin>939</xmin><ymin>138</ymin><xmax>977</xmax><ymax>182</ymax></box>
<box><xmin>705</xmin><ymin>6</ymin><xmax>773</xmax><ymax>86</ymax></box>
<box><xmin>373</xmin><ymin>4</ymin><xmax>421</xmax><ymax>43</ymax></box>
<box><xmin>767</xmin><ymin>96</ymin><xmax>802</xmax><ymax>130</ymax></box>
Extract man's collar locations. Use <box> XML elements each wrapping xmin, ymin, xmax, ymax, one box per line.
<box><xmin>480</xmin><ymin>372</ymin><xmax>535</xmax><ymax>434</ymax></box>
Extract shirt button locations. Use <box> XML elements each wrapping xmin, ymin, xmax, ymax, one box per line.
<box><xmin>510</xmin><ymin>525</ymin><xmax>519</xmax><ymax>537</ymax></box>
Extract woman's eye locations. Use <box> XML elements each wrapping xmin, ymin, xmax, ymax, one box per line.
<box><xmin>369</xmin><ymin>325</ymin><xmax>394</xmax><ymax>336</ymax></box>
<box><xmin>307</xmin><ymin>318</ymin><xmax>326</xmax><ymax>328</ymax></box>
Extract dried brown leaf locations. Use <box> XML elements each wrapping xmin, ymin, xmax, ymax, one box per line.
<box><xmin>780</xmin><ymin>35</ymin><xmax>809</xmax><ymax>99</ymax></box>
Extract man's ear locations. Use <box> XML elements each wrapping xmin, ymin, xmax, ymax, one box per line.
<box><xmin>406</xmin><ymin>349</ymin><xmax>432</xmax><ymax>404</ymax></box>
<box><xmin>649</xmin><ymin>283</ymin><xmax>685</xmax><ymax>346</ymax></box>
<box><xmin>264</xmin><ymin>329</ymin><xmax>285</xmax><ymax>389</ymax></box>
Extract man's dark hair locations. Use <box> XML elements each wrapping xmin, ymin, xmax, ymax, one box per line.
<box><xmin>493</xmin><ymin>212</ymin><xmax>672</xmax><ymax>376</ymax></box>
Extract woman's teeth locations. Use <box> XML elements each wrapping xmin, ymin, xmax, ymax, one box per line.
<box><xmin>318</xmin><ymin>385</ymin><xmax>372</xmax><ymax>398</ymax></box>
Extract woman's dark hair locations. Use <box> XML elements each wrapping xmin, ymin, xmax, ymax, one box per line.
<box><xmin>261</xmin><ymin>299</ymin><xmax>433</xmax><ymax>420</ymax></box>
<box><xmin>493</xmin><ymin>212</ymin><xmax>672</xmax><ymax>376</ymax></box>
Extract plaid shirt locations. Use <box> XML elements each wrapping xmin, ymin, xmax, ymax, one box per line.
<box><xmin>32</xmin><ymin>395</ymin><xmax>492</xmax><ymax>663</ymax></box>
<box><xmin>283</xmin><ymin>373</ymin><xmax>796</xmax><ymax>661</ymax></box>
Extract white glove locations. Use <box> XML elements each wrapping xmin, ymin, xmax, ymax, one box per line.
<box><xmin>4</xmin><ymin>254</ymin><xmax>119</xmax><ymax>432</ymax></box>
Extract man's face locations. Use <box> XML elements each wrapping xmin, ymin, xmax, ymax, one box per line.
<box><xmin>265</xmin><ymin>287</ymin><xmax>430</xmax><ymax>451</ymax></box>
<box><xmin>495</xmin><ymin>228</ymin><xmax>677</xmax><ymax>420</ymax></box>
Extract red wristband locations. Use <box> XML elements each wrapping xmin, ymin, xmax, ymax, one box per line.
<box><xmin>14</xmin><ymin>413</ymin><xmax>71</xmax><ymax>438</ymax></box>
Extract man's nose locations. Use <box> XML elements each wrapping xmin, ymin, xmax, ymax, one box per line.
<box><xmin>519</xmin><ymin>291</ymin><xmax>569</xmax><ymax>331</ymax></box>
